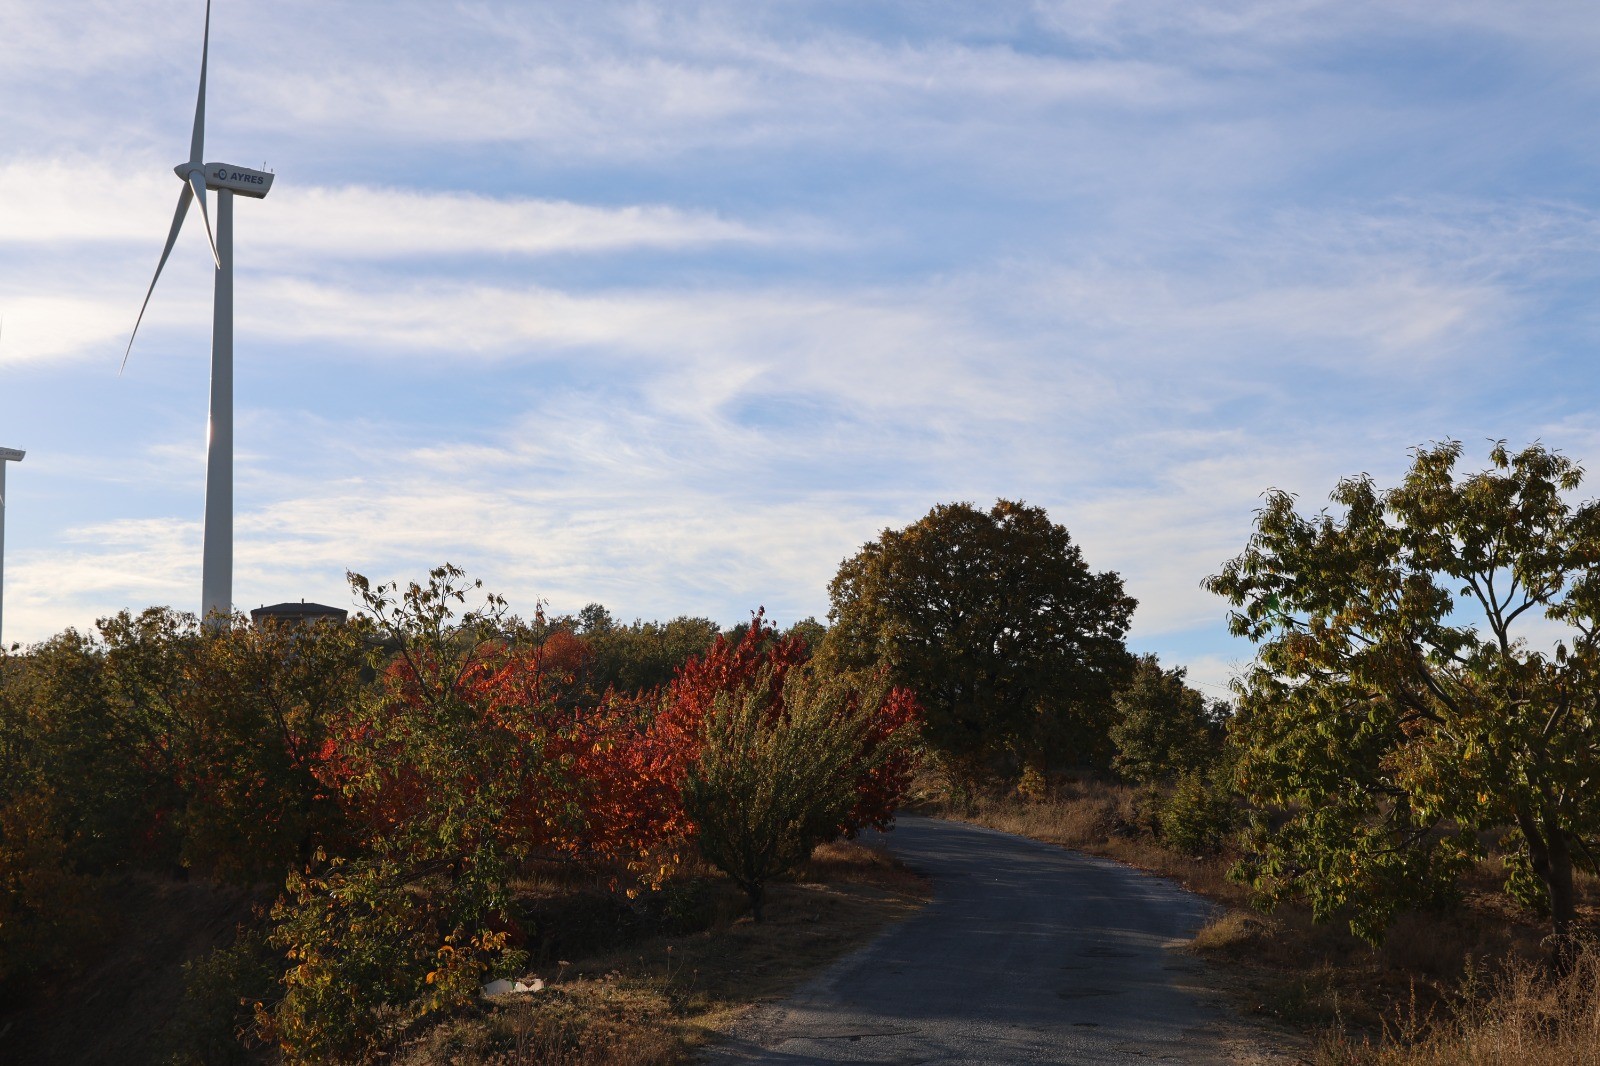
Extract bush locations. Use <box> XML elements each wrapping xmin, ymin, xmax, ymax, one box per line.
<box><xmin>263</xmin><ymin>853</ymin><xmax>526</xmax><ymax>1065</ymax></box>
<box><xmin>0</xmin><ymin>792</ymin><xmax>105</xmax><ymax>996</ymax></box>
<box><xmin>1156</xmin><ymin>770</ymin><xmax>1237</xmax><ymax>856</ymax></box>
<box><xmin>163</xmin><ymin>931</ymin><xmax>279</xmax><ymax>1066</ymax></box>
<box><xmin>683</xmin><ymin>667</ymin><xmax>917</xmax><ymax>921</ymax></box>
<box><xmin>263</xmin><ymin>566</ymin><xmax>542</xmax><ymax>1064</ymax></box>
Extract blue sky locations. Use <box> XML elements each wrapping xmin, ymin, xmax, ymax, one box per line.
<box><xmin>3</xmin><ymin>1</ymin><xmax>1599</xmax><ymax>695</ymax></box>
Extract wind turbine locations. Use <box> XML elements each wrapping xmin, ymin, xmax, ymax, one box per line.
<box><xmin>125</xmin><ymin>0</ymin><xmax>274</xmax><ymax>628</ymax></box>
<box><xmin>1</xmin><ymin>316</ymin><xmax>21</xmax><ymax>645</ymax></box>
<box><xmin>0</xmin><ymin>447</ymin><xmax>21</xmax><ymax>648</ymax></box>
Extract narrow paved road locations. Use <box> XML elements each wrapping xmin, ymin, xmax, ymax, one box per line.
<box><xmin>705</xmin><ymin>816</ymin><xmax>1271</xmax><ymax>1065</ymax></box>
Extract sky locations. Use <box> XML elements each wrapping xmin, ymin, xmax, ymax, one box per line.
<box><xmin>3</xmin><ymin>0</ymin><xmax>1600</xmax><ymax>696</ymax></box>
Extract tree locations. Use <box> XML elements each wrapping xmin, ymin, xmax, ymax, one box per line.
<box><xmin>822</xmin><ymin>499</ymin><xmax>1135</xmax><ymax>778</ymax></box>
<box><xmin>1108</xmin><ymin>656</ymin><xmax>1234</xmax><ymax>856</ymax></box>
<box><xmin>1109</xmin><ymin>655</ymin><xmax>1223</xmax><ymax>785</ymax></box>
<box><xmin>271</xmin><ymin>567</ymin><xmax>540</xmax><ymax>1060</ymax></box>
<box><xmin>4</xmin><ymin>621</ymin><xmax>182</xmax><ymax>875</ymax></box>
<box><xmin>587</xmin><ymin>615</ymin><xmax>722</xmax><ymax>695</ymax></box>
<box><xmin>662</xmin><ymin>614</ymin><xmax>921</xmax><ymax>839</ymax></box>
<box><xmin>785</xmin><ymin>616</ymin><xmax>828</xmax><ymax>654</ymax></box>
<box><xmin>1207</xmin><ymin>441</ymin><xmax>1600</xmax><ymax>950</ymax></box>
<box><xmin>181</xmin><ymin>615</ymin><xmax>365</xmax><ymax>878</ymax></box>
<box><xmin>576</xmin><ymin>602</ymin><xmax>614</xmax><ymax>636</ymax></box>
<box><xmin>0</xmin><ymin>646</ymin><xmax>107</xmax><ymax>992</ymax></box>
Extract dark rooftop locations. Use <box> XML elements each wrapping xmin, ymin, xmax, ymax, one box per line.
<box><xmin>250</xmin><ymin>601</ymin><xmax>349</xmax><ymax>627</ymax></box>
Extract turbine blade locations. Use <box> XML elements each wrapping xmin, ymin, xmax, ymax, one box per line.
<box><xmin>190</xmin><ymin>0</ymin><xmax>211</xmax><ymax>164</ymax></box>
<box><xmin>123</xmin><ymin>184</ymin><xmax>194</xmax><ymax>373</ymax></box>
<box><xmin>188</xmin><ymin>169</ymin><xmax>221</xmax><ymax>270</ymax></box>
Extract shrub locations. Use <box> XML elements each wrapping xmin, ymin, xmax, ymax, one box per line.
<box><xmin>264</xmin><ymin>568</ymin><xmax>541</xmax><ymax>1063</ymax></box>
<box><xmin>1157</xmin><ymin>770</ymin><xmax>1237</xmax><ymax>856</ymax></box>
<box><xmin>263</xmin><ymin>853</ymin><xmax>526</xmax><ymax>1065</ymax></box>
<box><xmin>0</xmin><ymin>792</ymin><xmax>104</xmax><ymax>995</ymax></box>
<box><xmin>178</xmin><ymin>617</ymin><xmax>364</xmax><ymax>880</ymax></box>
<box><xmin>162</xmin><ymin>931</ymin><xmax>279</xmax><ymax>1066</ymax></box>
<box><xmin>683</xmin><ymin>667</ymin><xmax>918</xmax><ymax>921</ymax></box>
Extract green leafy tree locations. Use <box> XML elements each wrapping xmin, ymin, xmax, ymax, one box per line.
<box><xmin>89</xmin><ymin>609</ymin><xmax>204</xmax><ymax>868</ymax></box>
<box><xmin>1156</xmin><ymin>770</ymin><xmax>1239</xmax><ymax>856</ymax></box>
<box><xmin>539</xmin><ymin>605</ymin><xmax>724</xmax><ymax>697</ymax></box>
<box><xmin>0</xmin><ymin>618</ymin><xmax>223</xmax><ymax>992</ymax></box>
<box><xmin>3</xmin><ymin>626</ymin><xmax>173</xmax><ymax>876</ymax></box>
<box><xmin>1207</xmin><ymin>441</ymin><xmax>1600</xmax><ymax>948</ymax></box>
<box><xmin>575</xmin><ymin>602</ymin><xmax>614</xmax><ymax>636</ymax></box>
<box><xmin>784</xmin><ymin>616</ymin><xmax>828</xmax><ymax>654</ymax></box>
<box><xmin>822</xmin><ymin>499</ymin><xmax>1135</xmax><ymax>779</ymax></box>
<box><xmin>181</xmin><ymin>616</ymin><xmax>365</xmax><ymax>878</ymax></box>
<box><xmin>587</xmin><ymin>615</ymin><xmax>723</xmax><ymax>695</ymax></box>
<box><xmin>1109</xmin><ymin>655</ymin><xmax>1223</xmax><ymax>785</ymax></box>
<box><xmin>17</xmin><ymin>607</ymin><xmax>366</xmax><ymax>882</ymax></box>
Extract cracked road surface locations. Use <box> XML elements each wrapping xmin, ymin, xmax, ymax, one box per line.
<box><xmin>703</xmin><ymin>815</ymin><xmax>1273</xmax><ymax>1065</ymax></box>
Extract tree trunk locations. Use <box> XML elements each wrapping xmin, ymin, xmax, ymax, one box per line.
<box><xmin>1519</xmin><ymin>808</ymin><xmax>1578</xmax><ymax>970</ymax></box>
<box><xmin>746</xmin><ymin>881</ymin><xmax>765</xmax><ymax>923</ymax></box>
<box><xmin>1543</xmin><ymin>814</ymin><xmax>1578</xmax><ymax>974</ymax></box>
<box><xmin>1545</xmin><ymin>838</ymin><xmax>1577</xmax><ymax>938</ymax></box>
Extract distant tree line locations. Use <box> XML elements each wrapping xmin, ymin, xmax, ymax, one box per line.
<box><xmin>9</xmin><ymin>438</ymin><xmax>1589</xmax><ymax>1062</ymax></box>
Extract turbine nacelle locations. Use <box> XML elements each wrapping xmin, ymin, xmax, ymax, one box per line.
<box><xmin>0</xmin><ymin>449</ymin><xmax>23</xmax><ymax>464</ymax></box>
<box><xmin>173</xmin><ymin>161</ymin><xmax>274</xmax><ymax>199</ymax></box>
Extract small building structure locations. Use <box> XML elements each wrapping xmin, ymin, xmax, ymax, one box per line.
<box><xmin>250</xmin><ymin>600</ymin><xmax>348</xmax><ymax>628</ymax></box>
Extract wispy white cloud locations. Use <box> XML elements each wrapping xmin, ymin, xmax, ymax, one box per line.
<box><xmin>0</xmin><ymin>157</ymin><xmax>797</xmax><ymax>255</ymax></box>
<box><xmin>1029</xmin><ymin>0</ymin><xmax>1600</xmax><ymax>58</ymax></box>
<box><xmin>5</xmin><ymin>0</ymin><xmax>1600</xmax><ymax>691</ymax></box>
<box><xmin>225</xmin><ymin>8</ymin><xmax>1209</xmax><ymax>157</ymax></box>
<box><xmin>6</xmin><ymin>517</ymin><xmax>201</xmax><ymax>636</ymax></box>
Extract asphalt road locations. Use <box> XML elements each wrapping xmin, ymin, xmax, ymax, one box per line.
<box><xmin>703</xmin><ymin>815</ymin><xmax>1263</xmax><ymax>1065</ymax></box>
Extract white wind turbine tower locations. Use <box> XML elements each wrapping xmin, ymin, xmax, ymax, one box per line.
<box><xmin>125</xmin><ymin>0</ymin><xmax>274</xmax><ymax>628</ymax></box>
<box><xmin>1</xmin><ymin>320</ymin><xmax>22</xmax><ymax>646</ymax></box>
<box><xmin>0</xmin><ymin>446</ymin><xmax>22</xmax><ymax>648</ymax></box>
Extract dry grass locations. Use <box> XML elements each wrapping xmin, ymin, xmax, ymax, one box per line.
<box><xmin>800</xmin><ymin>837</ymin><xmax>930</xmax><ymax>892</ymax></box>
<box><xmin>393</xmin><ymin>838</ymin><xmax>930</xmax><ymax>1065</ymax></box>
<box><xmin>1191</xmin><ymin>910</ymin><xmax>1275</xmax><ymax>954</ymax></box>
<box><xmin>1315</xmin><ymin>941</ymin><xmax>1600</xmax><ymax>1066</ymax></box>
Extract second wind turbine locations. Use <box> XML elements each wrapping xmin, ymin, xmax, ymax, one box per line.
<box><xmin>125</xmin><ymin>0</ymin><xmax>273</xmax><ymax>627</ymax></box>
